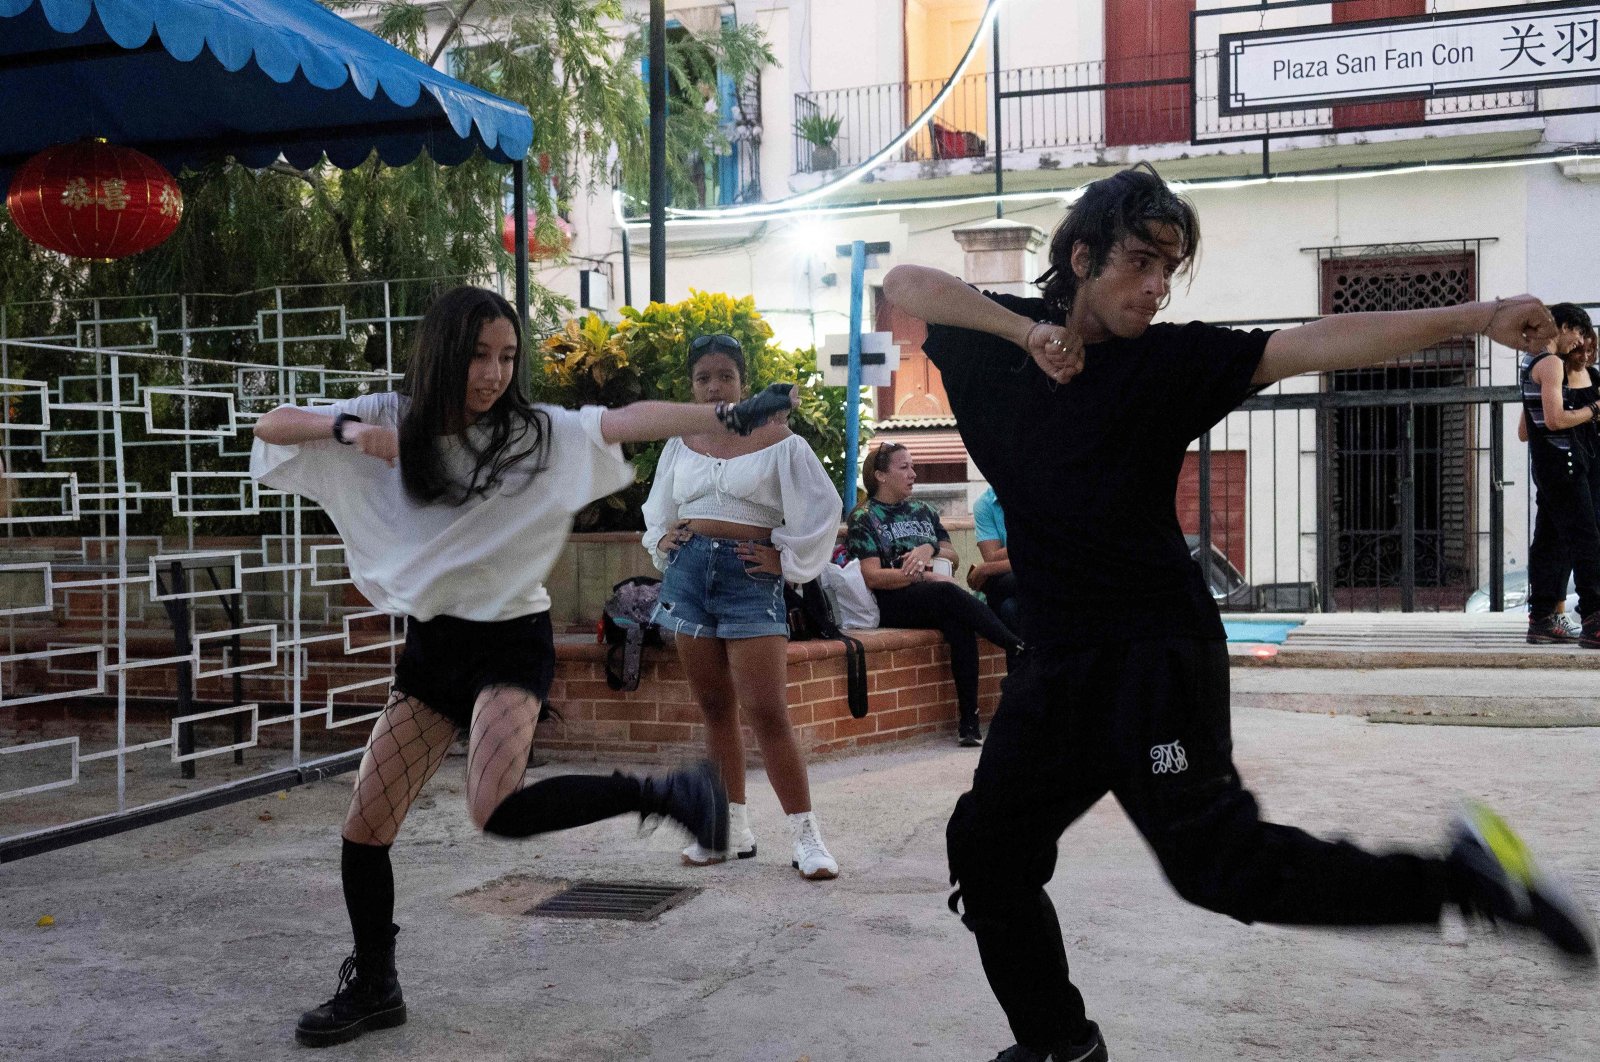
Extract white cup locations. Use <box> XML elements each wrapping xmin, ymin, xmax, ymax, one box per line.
<box><xmin>931</xmin><ymin>558</ymin><xmax>953</xmax><ymax>578</ymax></box>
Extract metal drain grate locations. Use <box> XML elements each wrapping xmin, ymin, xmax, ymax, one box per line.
<box><xmin>526</xmin><ymin>881</ymin><xmax>700</xmax><ymax>922</ymax></box>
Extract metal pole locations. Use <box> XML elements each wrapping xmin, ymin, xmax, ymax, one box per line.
<box><xmin>165</xmin><ymin>562</ymin><xmax>196</xmax><ymax>781</ymax></box>
<box><xmin>512</xmin><ymin>159</ymin><xmax>529</xmax><ymax>327</ymax></box>
<box><xmin>1400</xmin><ymin>403</ymin><xmax>1416</xmax><ymax>612</ymax></box>
<box><xmin>1316</xmin><ymin>406</ymin><xmax>1335</xmax><ymax>612</ymax></box>
<box><xmin>1490</xmin><ymin>401</ymin><xmax>1505</xmax><ymax>611</ymax></box>
<box><xmin>842</xmin><ymin>240</ymin><xmax>867</xmax><ymax>513</ymax></box>
<box><xmin>992</xmin><ymin>15</ymin><xmax>1003</xmax><ymax>219</ymax></box>
<box><xmin>620</xmin><ymin>227</ymin><xmax>635</xmax><ymax>307</ymax></box>
<box><xmin>649</xmin><ymin>0</ymin><xmax>668</xmax><ymax>303</ymax></box>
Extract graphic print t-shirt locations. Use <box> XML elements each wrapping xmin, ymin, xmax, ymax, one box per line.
<box><xmin>845</xmin><ymin>498</ymin><xmax>948</xmax><ymax>568</ymax></box>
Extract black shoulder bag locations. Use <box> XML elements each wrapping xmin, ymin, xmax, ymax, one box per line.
<box><xmin>785</xmin><ymin>579</ymin><xmax>870</xmax><ymax>720</ymax></box>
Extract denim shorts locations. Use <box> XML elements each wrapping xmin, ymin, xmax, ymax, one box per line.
<box><xmin>653</xmin><ymin>533</ymin><xmax>788</xmax><ymax>640</ymax></box>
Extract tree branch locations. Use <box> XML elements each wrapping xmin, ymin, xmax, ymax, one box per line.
<box><xmin>266</xmin><ymin>161</ymin><xmax>321</xmax><ymax>187</ymax></box>
<box><xmin>427</xmin><ymin>0</ymin><xmax>479</xmax><ymax>68</ymax></box>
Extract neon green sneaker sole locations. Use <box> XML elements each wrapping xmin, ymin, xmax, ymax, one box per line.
<box><xmin>1449</xmin><ymin>802</ymin><xmax>1597</xmax><ymax>960</ymax></box>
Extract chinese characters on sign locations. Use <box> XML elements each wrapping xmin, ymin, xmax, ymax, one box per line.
<box><xmin>1501</xmin><ymin>18</ymin><xmax>1598</xmax><ymax>70</ymax></box>
<box><xmin>1220</xmin><ymin>4</ymin><xmax>1600</xmax><ymax>115</ymax></box>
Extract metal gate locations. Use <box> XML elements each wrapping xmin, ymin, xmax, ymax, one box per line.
<box><xmin>0</xmin><ymin>278</ymin><xmax>493</xmax><ymax>860</ymax></box>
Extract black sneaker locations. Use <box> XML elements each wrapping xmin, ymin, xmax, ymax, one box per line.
<box><xmin>1527</xmin><ymin>614</ymin><xmax>1575</xmax><ymax>645</ymax></box>
<box><xmin>958</xmin><ymin>719</ymin><xmax>983</xmax><ymax>748</ymax></box>
<box><xmin>295</xmin><ymin>927</ymin><xmax>407</xmax><ymax>1047</ymax></box>
<box><xmin>1579</xmin><ymin>613</ymin><xmax>1600</xmax><ymax>650</ymax></box>
<box><xmin>1448</xmin><ymin>802</ymin><xmax>1597</xmax><ymax>961</ymax></box>
<box><xmin>986</xmin><ymin>1022</ymin><xmax>1109</xmax><ymax>1062</ymax></box>
<box><xmin>639</xmin><ymin>760</ymin><xmax>729</xmax><ymax>853</ymax></box>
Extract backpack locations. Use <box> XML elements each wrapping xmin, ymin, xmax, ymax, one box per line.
<box><xmin>601</xmin><ymin>576</ymin><xmax>664</xmax><ymax>692</ymax></box>
<box><xmin>785</xmin><ymin>579</ymin><xmax>870</xmax><ymax>720</ymax></box>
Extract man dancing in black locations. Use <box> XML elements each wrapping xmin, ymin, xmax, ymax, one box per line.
<box><xmin>884</xmin><ymin>164</ymin><xmax>1597</xmax><ymax>1062</ymax></box>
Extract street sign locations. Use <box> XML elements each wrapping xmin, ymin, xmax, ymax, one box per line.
<box><xmin>820</xmin><ymin>331</ymin><xmax>900</xmax><ymax>388</ymax></box>
<box><xmin>1220</xmin><ymin>3</ymin><xmax>1600</xmax><ymax>115</ymax></box>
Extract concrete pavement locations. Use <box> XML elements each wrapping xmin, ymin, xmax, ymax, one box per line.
<box><xmin>2</xmin><ymin>706</ymin><xmax>1598</xmax><ymax>1062</ymax></box>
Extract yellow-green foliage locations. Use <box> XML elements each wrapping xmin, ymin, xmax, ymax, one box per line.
<box><xmin>536</xmin><ymin>291</ymin><xmax>864</xmax><ymax>530</ymax></box>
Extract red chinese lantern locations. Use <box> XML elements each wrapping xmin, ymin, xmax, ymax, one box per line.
<box><xmin>6</xmin><ymin>140</ymin><xmax>183</xmax><ymax>261</ymax></box>
<box><xmin>501</xmin><ymin>212</ymin><xmax>572</xmax><ymax>259</ymax></box>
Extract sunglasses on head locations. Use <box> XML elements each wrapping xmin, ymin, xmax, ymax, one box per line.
<box><xmin>689</xmin><ymin>334</ymin><xmax>742</xmax><ymax>356</ymax></box>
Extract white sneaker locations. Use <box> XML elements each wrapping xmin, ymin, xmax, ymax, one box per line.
<box><xmin>1558</xmin><ymin>611</ymin><xmax>1583</xmax><ymax>638</ymax></box>
<box><xmin>681</xmin><ymin>802</ymin><xmax>757</xmax><ymax>865</ymax></box>
<box><xmin>789</xmin><ymin>810</ymin><xmax>839</xmax><ymax>880</ymax></box>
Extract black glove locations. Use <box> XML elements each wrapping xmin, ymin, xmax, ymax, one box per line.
<box><xmin>719</xmin><ymin>383</ymin><xmax>794</xmax><ymax>435</ymax></box>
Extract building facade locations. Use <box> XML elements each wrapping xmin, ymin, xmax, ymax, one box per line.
<box><xmin>528</xmin><ymin>0</ymin><xmax>1600</xmax><ymax>611</ymax></box>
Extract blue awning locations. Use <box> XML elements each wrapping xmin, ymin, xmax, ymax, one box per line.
<box><xmin>0</xmin><ymin>0</ymin><xmax>534</xmax><ymax>196</ymax></box>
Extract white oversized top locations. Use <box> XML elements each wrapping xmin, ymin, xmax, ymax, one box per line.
<box><xmin>641</xmin><ymin>434</ymin><xmax>840</xmax><ymax>582</ymax></box>
<box><xmin>250</xmin><ymin>391</ymin><xmax>634</xmax><ymax>622</ymax></box>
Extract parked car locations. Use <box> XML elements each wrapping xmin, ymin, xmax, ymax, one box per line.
<box><xmin>1464</xmin><ymin>568</ymin><xmax>1575</xmax><ymax>613</ymax></box>
<box><xmin>1184</xmin><ymin>535</ymin><xmax>1320</xmax><ymax>612</ymax></box>
<box><xmin>1186</xmin><ymin>535</ymin><xmax>1254</xmax><ymax>609</ymax></box>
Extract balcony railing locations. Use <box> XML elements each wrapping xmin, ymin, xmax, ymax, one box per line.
<box><xmin>792</xmin><ymin>51</ymin><xmax>1539</xmax><ymax>175</ymax></box>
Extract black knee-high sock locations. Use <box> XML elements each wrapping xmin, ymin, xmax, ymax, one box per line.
<box><xmin>483</xmin><ymin>772</ymin><xmax>643</xmax><ymax>838</ymax></box>
<box><xmin>341</xmin><ymin>838</ymin><xmax>395</xmax><ymax>955</ymax></box>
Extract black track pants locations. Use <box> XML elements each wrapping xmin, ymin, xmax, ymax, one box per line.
<box><xmin>945</xmin><ymin>638</ymin><xmax>1451</xmax><ymax>1052</ymax></box>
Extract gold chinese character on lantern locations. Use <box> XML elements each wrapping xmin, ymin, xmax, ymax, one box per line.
<box><xmin>60</xmin><ymin>177</ymin><xmax>92</xmax><ymax>209</ymax></box>
<box><xmin>159</xmin><ymin>184</ymin><xmax>181</xmax><ymax>219</ymax></box>
<box><xmin>100</xmin><ymin>179</ymin><xmax>129</xmax><ymax>211</ymax></box>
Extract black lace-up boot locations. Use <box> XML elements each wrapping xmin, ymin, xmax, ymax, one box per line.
<box><xmin>295</xmin><ymin>924</ymin><xmax>407</xmax><ymax>1047</ymax></box>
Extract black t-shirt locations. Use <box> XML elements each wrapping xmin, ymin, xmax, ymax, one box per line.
<box><xmin>922</xmin><ymin>291</ymin><xmax>1272</xmax><ymax>645</ymax></box>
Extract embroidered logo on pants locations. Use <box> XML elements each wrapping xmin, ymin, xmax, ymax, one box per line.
<box><xmin>1150</xmin><ymin>739</ymin><xmax>1188</xmax><ymax>775</ymax></box>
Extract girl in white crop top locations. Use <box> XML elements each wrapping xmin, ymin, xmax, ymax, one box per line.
<box><xmin>252</xmin><ymin>288</ymin><xmax>797</xmax><ymax>1048</ymax></box>
<box><xmin>641</xmin><ymin>333</ymin><xmax>843</xmax><ymax>880</ymax></box>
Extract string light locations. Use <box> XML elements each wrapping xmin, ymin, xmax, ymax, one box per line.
<box><xmin>615</xmin><ymin>148</ymin><xmax>1600</xmax><ymax>232</ymax></box>
<box><xmin>617</xmin><ymin>0</ymin><xmax>1009</xmax><ymax>223</ymax></box>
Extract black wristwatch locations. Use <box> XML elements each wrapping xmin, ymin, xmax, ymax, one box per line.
<box><xmin>332</xmin><ymin>412</ymin><xmax>362</xmax><ymax>444</ymax></box>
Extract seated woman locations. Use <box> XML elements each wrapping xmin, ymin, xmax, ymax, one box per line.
<box><xmin>846</xmin><ymin>442</ymin><xmax>1020</xmax><ymax>747</ymax></box>
<box><xmin>643</xmin><ymin>334</ymin><xmax>842</xmax><ymax>880</ymax></box>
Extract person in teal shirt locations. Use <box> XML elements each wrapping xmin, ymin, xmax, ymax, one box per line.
<box><xmin>968</xmin><ymin>486</ymin><xmax>1019</xmax><ymax>634</ymax></box>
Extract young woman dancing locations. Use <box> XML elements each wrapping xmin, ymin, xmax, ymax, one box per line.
<box><xmin>250</xmin><ymin>286</ymin><xmax>795</xmax><ymax>1047</ymax></box>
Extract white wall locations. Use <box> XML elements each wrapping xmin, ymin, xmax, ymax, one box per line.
<box><xmin>533</xmin><ymin>3</ymin><xmax>1600</xmax><ymax>592</ymax></box>
<box><xmin>996</xmin><ymin>0</ymin><xmax>1099</xmax><ymax>70</ymax></box>
<box><xmin>808</xmin><ymin>0</ymin><xmax>905</xmax><ymax>90</ymax></box>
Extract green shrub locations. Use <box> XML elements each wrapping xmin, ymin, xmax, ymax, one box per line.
<box><xmin>536</xmin><ymin>291</ymin><xmax>866</xmax><ymax>530</ymax></box>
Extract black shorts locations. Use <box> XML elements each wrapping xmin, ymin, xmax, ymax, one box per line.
<box><xmin>393</xmin><ymin>612</ymin><xmax>556</xmax><ymax>729</ymax></box>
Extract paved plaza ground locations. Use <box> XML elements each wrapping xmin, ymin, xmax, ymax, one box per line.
<box><xmin>2</xmin><ymin>705</ymin><xmax>1597</xmax><ymax>1062</ymax></box>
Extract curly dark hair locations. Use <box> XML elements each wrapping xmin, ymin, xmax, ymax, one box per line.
<box><xmin>397</xmin><ymin>286</ymin><xmax>549</xmax><ymax>505</ymax></box>
<box><xmin>1036</xmin><ymin>162</ymin><xmax>1200</xmax><ymax>320</ymax></box>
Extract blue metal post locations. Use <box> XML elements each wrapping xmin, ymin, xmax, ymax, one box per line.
<box><xmin>842</xmin><ymin>239</ymin><xmax>867</xmax><ymax>513</ymax></box>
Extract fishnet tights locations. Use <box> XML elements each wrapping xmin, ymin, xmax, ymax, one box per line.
<box><xmin>341</xmin><ymin>690</ymin><xmax>458</xmax><ymax>846</ymax></box>
<box><xmin>465</xmin><ymin>685</ymin><xmax>541</xmax><ymax>829</ymax></box>
<box><xmin>340</xmin><ymin>685</ymin><xmax>543</xmax><ymax>845</ymax></box>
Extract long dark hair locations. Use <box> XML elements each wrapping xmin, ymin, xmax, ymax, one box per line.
<box><xmin>397</xmin><ymin>286</ymin><xmax>549</xmax><ymax>505</ymax></box>
<box><xmin>1036</xmin><ymin>162</ymin><xmax>1200</xmax><ymax>321</ymax></box>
